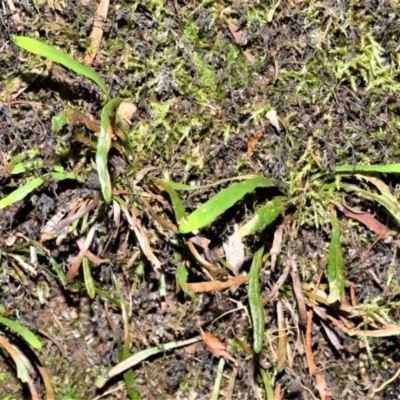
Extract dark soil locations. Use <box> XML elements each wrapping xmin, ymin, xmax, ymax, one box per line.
<box><xmin>1</xmin><ymin>1</ymin><xmax>400</xmax><ymax>399</ymax></box>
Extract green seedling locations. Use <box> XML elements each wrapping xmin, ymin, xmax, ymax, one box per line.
<box><xmin>156</xmin><ymin>159</ymin><xmax>400</xmax><ymax>348</ymax></box>
<box><xmin>12</xmin><ymin>35</ymin><xmax>123</xmax><ymax>204</ymax></box>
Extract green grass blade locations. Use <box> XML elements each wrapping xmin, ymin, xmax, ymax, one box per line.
<box><xmin>248</xmin><ymin>245</ymin><xmax>265</xmax><ymax>353</ymax></box>
<box><xmin>152</xmin><ymin>178</ymin><xmax>188</xmax><ymax>224</ymax></box>
<box><xmin>167</xmin><ymin>174</ymin><xmax>262</xmax><ymax>191</ymax></box>
<box><xmin>96</xmin><ymin>98</ymin><xmax>122</xmax><ymax>203</ymax></box>
<box><xmin>48</xmin><ymin>256</ymin><xmax>67</xmax><ymax>286</ymax></box>
<box><xmin>0</xmin><ymin>177</ymin><xmax>43</xmax><ymax>210</ymax></box>
<box><xmin>96</xmin><ymin>336</ymin><xmax>202</xmax><ymax>388</ymax></box>
<box><xmin>179</xmin><ymin>176</ymin><xmax>276</xmax><ymax>233</ymax></box>
<box><xmin>239</xmin><ymin>196</ymin><xmax>287</xmax><ymax>237</ymax></box>
<box><xmin>327</xmin><ymin>207</ymin><xmax>345</xmax><ymax>304</ymax></box>
<box><xmin>0</xmin><ymin>316</ymin><xmax>42</xmax><ymax>349</ymax></box>
<box><xmin>83</xmin><ymin>257</ymin><xmax>95</xmax><ymax>299</ymax></box>
<box><xmin>335</xmin><ymin>164</ymin><xmax>400</xmax><ymax>174</ymax></box>
<box><xmin>12</xmin><ymin>35</ymin><xmax>109</xmax><ymax>97</ymax></box>
<box><xmin>177</xmin><ymin>265</ymin><xmax>195</xmax><ymax>300</ymax></box>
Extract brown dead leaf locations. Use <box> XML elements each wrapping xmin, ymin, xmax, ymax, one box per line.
<box><xmin>226</xmin><ymin>21</ymin><xmax>255</xmax><ymax>65</ymax></box>
<box><xmin>227</xmin><ymin>22</ymin><xmax>247</xmax><ymax>46</ymax></box>
<box><xmin>246</xmin><ymin>131</ymin><xmax>263</xmax><ymax>156</ymax></box>
<box><xmin>117</xmin><ymin>101</ymin><xmax>137</xmax><ymax>128</ymax></box>
<box><xmin>186</xmin><ymin>276</ymin><xmax>248</xmax><ymax>292</ymax></box>
<box><xmin>334</xmin><ymin>201</ymin><xmax>388</xmax><ymax>236</ymax></box>
<box><xmin>189</xmin><ymin>236</ymin><xmax>211</xmax><ymax>249</ymax></box>
<box><xmin>201</xmin><ymin>331</ymin><xmax>238</xmax><ymax>367</ymax></box>
<box><xmin>242</xmin><ymin>50</ymin><xmax>256</xmax><ymax>65</ymax></box>
<box><xmin>84</xmin><ymin>0</ymin><xmax>110</xmax><ymax>65</ymax></box>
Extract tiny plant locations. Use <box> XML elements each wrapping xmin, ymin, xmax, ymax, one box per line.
<box><xmin>8</xmin><ymin>35</ymin><xmax>123</xmax><ymax>206</ymax></box>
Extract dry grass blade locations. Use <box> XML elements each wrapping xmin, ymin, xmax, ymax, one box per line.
<box><xmin>0</xmin><ymin>335</ymin><xmax>39</xmax><ymax>400</ymax></box>
<box><xmin>305</xmin><ymin>308</ymin><xmax>329</xmax><ymax>400</ymax></box>
<box><xmin>262</xmin><ymin>255</ymin><xmax>291</xmax><ymax>305</ymax></box>
<box><xmin>334</xmin><ymin>201</ymin><xmax>388</xmax><ymax>236</ymax></box>
<box><xmin>66</xmin><ymin>224</ymin><xmax>97</xmax><ymax>282</ymax></box>
<box><xmin>35</xmin><ymin>363</ymin><xmax>55</xmax><ymax>400</ymax></box>
<box><xmin>76</xmin><ymin>238</ymin><xmax>109</xmax><ymax>264</ymax></box>
<box><xmin>225</xmin><ymin>366</ymin><xmax>238</xmax><ymax>400</ymax></box>
<box><xmin>276</xmin><ymin>301</ymin><xmax>287</xmax><ymax>372</ymax></box>
<box><xmin>186</xmin><ymin>276</ymin><xmax>248</xmax><ymax>292</ymax></box>
<box><xmin>84</xmin><ymin>0</ymin><xmax>110</xmax><ymax>65</ymax></box>
<box><xmin>187</xmin><ymin>240</ymin><xmax>228</xmax><ymax>276</ymax></box>
<box><xmin>290</xmin><ymin>257</ymin><xmax>307</xmax><ymax>326</ymax></box>
<box><xmin>57</xmin><ymin>192</ymin><xmax>100</xmax><ymax>230</ymax></box>
<box><xmin>121</xmin><ymin>203</ymin><xmax>162</xmax><ymax>276</ymax></box>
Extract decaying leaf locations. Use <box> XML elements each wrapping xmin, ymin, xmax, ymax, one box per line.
<box><xmin>117</xmin><ymin>101</ymin><xmax>137</xmax><ymax>128</ymax></box>
<box><xmin>223</xmin><ymin>224</ymin><xmax>245</xmax><ymax>274</ymax></box>
<box><xmin>334</xmin><ymin>201</ymin><xmax>388</xmax><ymax>236</ymax></box>
<box><xmin>84</xmin><ymin>0</ymin><xmax>110</xmax><ymax>66</ymax></box>
<box><xmin>186</xmin><ymin>276</ymin><xmax>248</xmax><ymax>292</ymax></box>
<box><xmin>201</xmin><ymin>331</ymin><xmax>238</xmax><ymax>367</ymax></box>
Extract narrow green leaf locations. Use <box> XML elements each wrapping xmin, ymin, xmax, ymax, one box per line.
<box><xmin>0</xmin><ymin>316</ymin><xmax>42</xmax><ymax>349</ymax></box>
<box><xmin>259</xmin><ymin>368</ymin><xmax>274</xmax><ymax>400</ymax></box>
<box><xmin>94</xmin><ymin>288</ymin><xmax>121</xmax><ymax>308</ymax></box>
<box><xmin>248</xmin><ymin>245</ymin><xmax>265</xmax><ymax>353</ymax></box>
<box><xmin>0</xmin><ymin>178</ymin><xmax>43</xmax><ymax>210</ymax></box>
<box><xmin>50</xmin><ymin>165</ymin><xmax>85</xmax><ymax>182</ymax></box>
<box><xmin>177</xmin><ymin>265</ymin><xmax>195</xmax><ymax>300</ymax></box>
<box><xmin>12</xmin><ymin>35</ymin><xmax>109</xmax><ymax>97</ymax></box>
<box><xmin>167</xmin><ymin>174</ymin><xmax>261</xmax><ymax>191</ymax></box>
<box><xmin>239</xmin><ymin>196</ymin><xmax>287</xmax><ymax>237</ymax></box>
<box><xmin>48</xmin><ymin>256</ymin><xmax>67</xmax><ymax>286</ymax></box>
<box><xmin>96</xmin><ymin>98</ymin><xmax>122</xmax><ymax>203</ymax></box>
<box><xmin>327</xmin><ymin>207</ymin><xmax>345</xmax><ymax>304</ymax></box>
<box><xmin>179</xmin><ymin>176</ymin><xmax>276</xmax><ymax>234</ymax></box>
<box><xmin>336</xmin><ymin>164</ymin><xmax>400</xmax><ymax>174</ymax></box>
<box><xmin>83</xmin><ymin>257</ymin><xmax>95</xmax><ymax>299</ymax></box>
<box><xmin>356</xmin><ymin>174</ymin><xmax>398</xmax><ymax>204</ymax></box>
<box><xmin>96</xmin><ymin>336</ymin><xmax>202</xmax><ymax>388</ymax></box>
<box><xmin>152</xmin><ymin>178</ymin><xmax>187</xmax><ymax>224</ymax></box>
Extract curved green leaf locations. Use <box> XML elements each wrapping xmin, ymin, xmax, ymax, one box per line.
<box><xmin>0</xmin><ymin>177</ymin><xmax>43</xmax><ymax>210</ymax></box>
<box><xmin>152</xmin><ymin>178</ymin><xmax>187</xmax><ymax>224</ymax></box>
<box><xmin>0</xmin><ymin>316</ymin><xmax>42</xmax><ymax>349</ymax></box>
<box><xmin>239</xmin><ymin>196</ymin><xmax>287</xmax><ymax>237</ymax></box>
<box><xmin>335</xmin><ymin>164</ymin><xmax>400</xmax><ymax>174</ymax></box>
<box><xmin>248</xmin><ymin>245</ymin><xmax>265</xmax><ymax>353</ymax></box>
<box><xmin>179</xmin><ymin>176</ymin><xmax>276</xmax><ymax>233</ymax></box>
<box><xmin>96</xmin><ymin>98</ymin><xmax>122</xmax><ymax>203</ymax></box>
<box><xmin>12</xmin><ymin>35</ymin><xmax>109</xmax><ymax>98</ymax></box>
<box><xmin>327</xmin><ymin>207</ymin><xmax>345</xmax><ymax>304</ymax></box>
